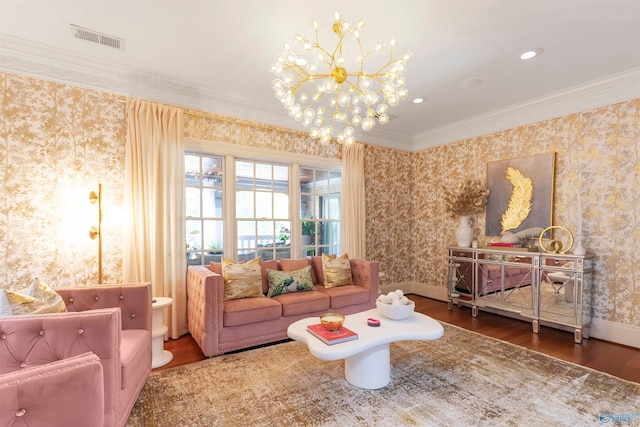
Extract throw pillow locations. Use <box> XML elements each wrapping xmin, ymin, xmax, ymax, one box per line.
<box><xmin>0</xmin><ymin>290</ymin><xmax>12</xmax><ymax>316</ymax></box>
<box><xmin>260</xmin><ymin>260</ymin><xmax>279</xmax><ymax>294</ymax></box>
<box><xmin>0</xmin><ymin>279</ymin><xmax>67</xmax><ymax>316</ymax></box>
<box><xmin>310</xmin><ymin>255</ymin><xmax>333</xmax><ymax>285</ymax></box>
<box><xmin>266</xmin><ymin>266</ymin><xmax>314</xmax><ymax>297</ymax></box>
<box><xmin>322</xmin><ymin>253</ymin><xmax>353</xmax><ymax>288</ymax></box>
<box><xmin>280</xmin><ymin>257</ymin><xmax>314</xmax><ymax>288</ymax></box>
<box><xmin>221</xmin><ymin>257</ymin><xmax>264</xmax><ymax>301</ymax></box>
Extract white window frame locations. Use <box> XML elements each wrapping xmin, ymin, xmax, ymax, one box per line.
<box><xmin>186</xmin><ymin>138</ymin><xmax>341</xmax><ymax>261</ymax></box>
<box><xmin>185</xmin><ymin>153</ymin><xmax>225</xmax><ymax>266</ymax></box>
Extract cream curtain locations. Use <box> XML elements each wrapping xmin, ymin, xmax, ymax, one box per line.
<box><xmin>340</xmin><ymin>142</ymin><xmax>366</xmax><ymax>259</ymax></box>
<box><xmin>123</xmin><ymin>99</ymin><xmax>187</xmax><ymax>339</ymax></box>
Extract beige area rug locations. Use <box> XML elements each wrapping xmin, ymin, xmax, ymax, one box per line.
<box><xmin>127</xmin><ymin>324</ymin><xmax>640</xmax><ymax>427</ymax></box>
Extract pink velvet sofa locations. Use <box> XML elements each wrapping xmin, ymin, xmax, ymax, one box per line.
<box><xmin>0</xmin><ymin>283</ymin><xmax>152</xmax><ymax>427</ymax></box>
<box><xmin>187</xmin><ymin>257</ymin><xmax>379</xmax><ymax>357</ymax></box>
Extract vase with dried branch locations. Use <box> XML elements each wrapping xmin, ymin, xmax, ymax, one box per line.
<box><xmin>442</xmin><ymin>180</ymin><xmax>490</xmax><ymax>217</ymax></box>
<box><xmin>442</xmin><ymin>180</ymin><xmax>490</xmax><ymax>247</ymax></box>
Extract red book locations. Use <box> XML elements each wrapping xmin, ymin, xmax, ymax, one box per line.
<box><xmin>490</xmin><ymin>242</ymin><xmax>522</xmax><ymax>247</ymax></box>
<box><xmin>306</xmin><ymin>324</ymin><xmax>358</xmax><ymax>345</ymax></box>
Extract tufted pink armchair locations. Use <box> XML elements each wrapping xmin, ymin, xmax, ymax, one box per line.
<box><xmin>0</xmin><ymin>283</ymin><xmax>152</xmax><ymax>427</ymax></box>
<box><xmin>0</xmin><ymin>352</ymin><xmax>105</xmax><ymax>426</ymax></box>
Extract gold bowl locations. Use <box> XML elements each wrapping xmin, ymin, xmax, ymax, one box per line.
<box><xmin>320</xmin><ymin>313</ymin><xmax>345</xmax><ymax>332</ymax></box>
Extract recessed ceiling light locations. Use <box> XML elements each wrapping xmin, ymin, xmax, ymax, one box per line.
<box><xmin>520</xmin><ymin>48</ymin><xmax>543</xmax><ymax>60</ymax></box>
<box><xmin>412</xmin><ymin>97</ymin><xmax>425</xmax><ymax>104</ymax></box>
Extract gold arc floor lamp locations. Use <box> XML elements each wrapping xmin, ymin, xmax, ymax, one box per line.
<box><xmin>89</xmin><ymin>183</ymin><xmax>103</xmax><ymax>284</ymax></box>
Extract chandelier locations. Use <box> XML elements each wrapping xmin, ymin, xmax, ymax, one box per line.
<box><xmin>270</xmin><ymin>12</ymin><xmax>411</xmax><ymax>145</ymax></box>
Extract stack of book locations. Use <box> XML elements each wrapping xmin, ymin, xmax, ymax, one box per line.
<box><xmin>306</xmin><ymin>324</ymin><xmax>358</xmax><ymax>345</ymax></box>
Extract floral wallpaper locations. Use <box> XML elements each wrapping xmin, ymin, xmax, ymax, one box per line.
<box><xmin>365</xmin><ymin>99</ymin><xmax>639</xmax><ymax>328</ymax></box>
<box><xmin>1</xmin><ymin>70</ymin><xmax>638</xmax><ymax>333</ymax></box>
<box><xmin>184</xmin><ymin>114</ymin><xmax>341</xmax><ymax>159</ymax></box>
<box><xmin>0</xmin><ymin>72</ymin><xmax>125</xmax><ymax>288</ymax></box>
<box><xmin>0</xmin><ymin>72</ymin><xmax>339</xmax><ymax>290</ymax></box>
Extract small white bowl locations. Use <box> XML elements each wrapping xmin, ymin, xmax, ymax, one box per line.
<box><xmin>376</xmin><ymin>300</ymin><xmax>415</xmax><ymax>320</ymax></box>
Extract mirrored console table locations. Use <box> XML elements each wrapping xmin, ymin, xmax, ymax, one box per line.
<box><xmin>447</xmin><ymin>246</ymin><xmax>594</xmax><ymax>343</ymax></box>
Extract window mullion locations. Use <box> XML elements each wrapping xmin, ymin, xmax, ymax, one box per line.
<box><xmin>225</xmin><ymin>155</ymin><xmax>237</xmax><ymax>257</ymax></box>
<box><xmin>199</xmin><ymin>156</ymin><xmax>206</xmax><ymax>264</ymax></box>
<box><xmin>290</xmin><ymin>163</ymin><xmax>301</xmax><ymax>257</ymax></box>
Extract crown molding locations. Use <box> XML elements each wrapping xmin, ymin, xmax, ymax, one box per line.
<box><xmin>0</xmin><ymin>34</ymin><xmax>281</xmax><ymax>111</ymax></box>
<box><xmin>0</xmin><ymin>34</ymin><xmax>351</xmax><ymax>146</ymax></box>
<box><xmin>412</xmin><ymin>67</ymin><xmax>640</xmax><ymax>151</ymax></box>
<box><xmin>2</xmin><ymin>34</ymin><xmax>638</xmax><ymax>153</ymax></box>
<box><xmin>0</xmin><ymin>34</ymin><xmax>134</xmax><ymax>93</ymax></box>
<box><xmin>0</xmin><ymin>34</ymin><xmax>417</xmax><ymax>150</ymax></box>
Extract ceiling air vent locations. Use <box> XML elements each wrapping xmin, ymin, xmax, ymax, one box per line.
<box><xmin>70</xmin><ymin>24</ymin><xmax>125</xmax><ymax>51</ymax></box>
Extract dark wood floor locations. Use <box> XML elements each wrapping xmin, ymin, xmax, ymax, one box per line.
<box><xmin>156</xmin><ymin>295</ymin><xmax>640</xmax><ymax>383</ymax></box>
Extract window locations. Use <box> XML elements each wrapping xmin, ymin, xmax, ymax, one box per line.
<box><xmin>185</xmin><ymin>146</ymin><xmax>341</xmax><ymax>265</ymax></box>
<box><xmin>185</xmin><ymin>154</ymin><xmax>224</xmax><ymax>266</ymax></box>
<box><xmin>236</xmin><ymin>160</ymin><xmax>290</xmax><ymax>261</ymax></box>
<box><xmin>300</xmin><ymin>168</ymin><xmax>341</xmax><ymax>257</ymax></box>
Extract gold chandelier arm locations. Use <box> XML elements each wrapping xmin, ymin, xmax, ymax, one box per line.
<box><xmin>289</xmin><ymin>72</ymin><xmax>333</xmax><ymax>95</ymax></box>
<box><xmin>271</xmin><ymin>12</ymin><xmax>410</xmax><ymax>143</ymax></box>
<box><xmin>289</xmin><ymin>80</ymin><xmax>307</xmax><ymax>96</ymax></box>
<box><xmin>286</xmin><ymin>66</ymin><xmax>310</xmax><ymax>82</ymax></box>
<box><xmin>329</xmin><ymin>34</ymin><xmax>346</xmax><ymax>64</ymax></box>
<box><xmin>343</xmin><ymin>80</ymin><xmax>364</xmax><ymax>95</ymax></box>
<box><xmin>310</xmin><ymin>40</ymin><xmax>335</xmax><ymax>67</ymax></box>
<box><xmin>298</xmin><ymin>32</ymin><xmax>334</xmax><ymax>63</ymax></box>
<box><xmin>372</xmin><ymin>57</ymin><xmax>405</xmax><ymax>77</ymax></box>
<box><xmin>332</xmin><ymin>97</ymin><xmax>340</xmax><ymax>116</ymax></box>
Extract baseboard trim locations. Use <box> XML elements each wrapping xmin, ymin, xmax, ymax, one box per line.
<box><xmin>381</xmin><ymin>281</ymin><xmax>449</xmax><ymax>301</ymax></box>
<box><xmin>590</xmin><ymin>318</ymin><xmax>640</xmax><ymax>349</ymax></box>
<box><xmin>387</xmin><ymin>281</ymin><xmax>640</xmax><ymax>349</ymax></box>
<box><xmin>410</xmin><ymin>282</ymin><xmax>449</xmax><ymax>301</ymax></box>
<box><xmin>379</xmin><ymin>281</ymin><xmax>413</xmax><ymax>297</ymax></box>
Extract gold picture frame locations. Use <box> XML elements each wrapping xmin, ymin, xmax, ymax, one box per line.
<box><xmin>485</xmin><ymin>153</ymin><xmax>556</xmax><ymax>236</ymax></box>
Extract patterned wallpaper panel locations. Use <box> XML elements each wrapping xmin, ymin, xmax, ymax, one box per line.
<box><xmin>405</xmin><ymin>100</ymin><xmax>639</xmax><ymax>326</ymax></box>
<box><xmin>1</xmin><ymin>71</ymin><xmax>638</xmax><ymax>330</ymax></box>
<box><xmin>0</xmin><ymin>72</ymin><xmax>339</xmax><ymax>290</ymax></box>
<box><xmin>363</xmin><ymin>145</ymin><xmax>415</xmax><ymax>287</ymax></box>
<box><xmin>184</xmin><ymin>114</ymin><xmax>341</xmax><ymax>159</ymax></box>
<box><xmin>0</xmin><ymin>73</ymin><xmax>125</xmax><ymax>288</ymax></box>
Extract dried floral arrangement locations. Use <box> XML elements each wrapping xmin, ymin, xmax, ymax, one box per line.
<box><xmin>442</xmin><ymin>179</ymin><xmax>490</xmax><ymax>217</ymax></box>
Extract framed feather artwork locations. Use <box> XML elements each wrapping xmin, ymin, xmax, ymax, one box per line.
<box><xmin>485</xmin><ymin>153</ymin><xmax>556</xmax><ymax>237</ymax></box>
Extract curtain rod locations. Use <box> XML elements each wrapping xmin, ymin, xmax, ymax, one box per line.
<box><xmin>116</xmin><ymin>95</ymin><xmax>309</xmax><ymax>137</ymax></box>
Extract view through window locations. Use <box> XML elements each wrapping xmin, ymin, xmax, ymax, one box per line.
<box><xmin>185</xmin><ymin>152</ymin><xmax>341</xmax><ymax>265</ymax></box>
<box><xmin>300</xmin><ymin>167</ymin><xmax>341</xmax><ymax>257</ymax></box>
<box><xmin>236</xmin><ymin>160</ymin><xmax>290</xmax><ymax>261</ymax></box>
<box><xmin>185</xmin><ymin>154</ymin><xmax>223</xmax><ymax>266</ymax></box>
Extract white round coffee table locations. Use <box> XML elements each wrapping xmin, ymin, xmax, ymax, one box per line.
<box><xmin>151</xmin><ymin>297</ymin><xmax>173</xmax><ymax>368</ymax></box>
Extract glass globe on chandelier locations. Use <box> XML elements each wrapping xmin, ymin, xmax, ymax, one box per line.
<box><xmin>269</xmin><ymin>11</ymin><xmax>411</xmax><ymax>145</ymax></box>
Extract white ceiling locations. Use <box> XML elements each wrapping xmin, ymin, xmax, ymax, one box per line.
<box><xmin>1</xmin><ymin>0</ymin><xmax>640</xmax><ymax>151</ymax></box>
